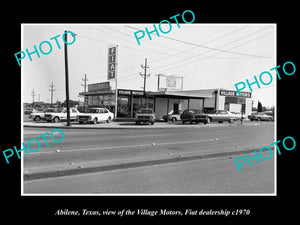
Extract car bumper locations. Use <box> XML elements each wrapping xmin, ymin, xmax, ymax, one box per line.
<box><xmin>136</xmin><ymin>118</ymin><xmax>155</xmax><ymax>123</ymax></box>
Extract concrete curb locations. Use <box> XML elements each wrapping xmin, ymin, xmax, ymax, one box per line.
<box><xmin>23</xmin><ymin>147</ymin><xmax>261</xmax><ymax>181</ymax></box>
<box><xmin>23</xmin><ymin>121</ymin><xmax>259</xmax><ymax>129</ymax></box>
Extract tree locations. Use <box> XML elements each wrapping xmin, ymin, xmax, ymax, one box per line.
<box><xmin>257</xmin><ymin>101</ymin><xmax>262</xmax><ymax>112</ymax></box>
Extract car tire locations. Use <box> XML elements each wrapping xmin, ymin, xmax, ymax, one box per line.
<box><xmin>258</xmin><ymin>117</ymin><xmax>261</xmax><ymax>121</ymax></box>
<box><xmin>79</xmin><ymin>121</ymin><xmax>84</xmax><ymax>124</ymax></box>
<box><xmin>93</xmin><ymin>118</ymin><xmax>98</xmax><ymax>124</ymax></box>
<box><xmin>151</xmin><ymin>122</ymin><xmax>154</xmax><ymax>125</ymax></box>
<box><xmin>171</xmin><ymin>117</ymin><xmax>177</xmax><ymax>123</ymax></box>
<box><xmin>53</xmin><ymin>117</ymin><xmax>60</xmax><ymax>123</ymax></box>
<box><xmin>35</xmin><ymin>116</ymin><xmax>41</xmax><ymax>122</ymax></box>
<box><xmin>228</xmin><ymin>119</ymin><xmax>234</xmax><ymax>123</ymax></box>
<box><xmin>106</xmin><ymin>117</ymin><xmax>112</xmax><ymax>123</ymax></box>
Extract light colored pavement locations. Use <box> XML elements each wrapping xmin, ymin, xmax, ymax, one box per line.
<box><xmin>23</xmin><ymin>155</ymin><xmax>275</xmax><ymax>194</ymax></box>
<box><xmin>23</xmin><ymin>122</ymin><xmax>274</xmax><ymax>177</ymax></box>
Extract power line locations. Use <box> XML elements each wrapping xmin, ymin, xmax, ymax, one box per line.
<box><xmin>148</xmin><ymin>29</ymin><xmax>275</xmax><ymax>75</ymax></box>
<box><xmin>119</xmin><ymin>28</ymin><xmax>274</xmax><ymax>82</ymax></box>
<box><xmin>125</xmin><ymin>25</ymin><xmax>273</xmax><ymax>59</ymax></box>
<box><xmin>76</xmin><ymin>34</ymin><xmax>176</xmax><ymax>56</ymax></box>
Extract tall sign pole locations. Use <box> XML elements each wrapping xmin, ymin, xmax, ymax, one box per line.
<box><xmin>107</xmin><ymin>45</ymin><xmax>118</xmax><ymax>120</ymax></box>
<box><xmin>64</xmin><ymin>30</ymin><xmax>71</xmax><ymax>126</ymax></box>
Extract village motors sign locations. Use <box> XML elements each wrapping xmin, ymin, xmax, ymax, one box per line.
<box><xmin>220</xmin><ymin>89</ymin><xmax>251</xmax><ymax>98</ymax></box>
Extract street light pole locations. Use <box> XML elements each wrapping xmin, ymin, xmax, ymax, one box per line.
<box><xmin>64</xmin><ymin>30</ymin><xmax>71</xmax><ymax>126</ymax></box>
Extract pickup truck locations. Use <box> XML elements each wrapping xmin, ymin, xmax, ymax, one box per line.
<box><xmin>44</xmin><ymin>108</ymin><xmax>81</xmax><ymax>123</ymax></box>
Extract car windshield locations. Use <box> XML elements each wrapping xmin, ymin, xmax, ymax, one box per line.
<box><xmin>88</xmin><ymin>109</ymin><xmax>100</xmax><ymax>113</ymax></box>
<box><xmin>137</xmin><ymin>108</ymin><xmax>153</xmax><ymax>114</ymax></box>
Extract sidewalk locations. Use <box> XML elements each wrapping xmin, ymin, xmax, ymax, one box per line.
<box><xmin>23</xmin><ymin>120</ymin><xmax>257</xmax><ymax>129</ymax></box>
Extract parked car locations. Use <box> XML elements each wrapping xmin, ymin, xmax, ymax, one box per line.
<box><xmin>180</xmin><ymin>109</ymin><xmax>209</xmax><ymax>124</ymax></box>
<box><xmin>29</xmin><ymin>108</ymin><xmax>61</xmax><ymax>121</ymax></box>
<box><xmin>230</xmin><ymin>112</ymin><xmax>247</xmax><ymax>121</ymax></box>
<box><xmin>248</xmin><ymin>112</ymin><xmax>273</xmax><ymax>121</ymax></box>
<box><xmin>162</xmin><ymin>111</ymin><xmax>182</xmax><ymax>123</ymax></box>
<box><xmin>203</xmin><ymin>110</ymin><xmax>235</xmax><ymax>123</ymax></box>
<box><xmin>24</xmin><ymin>108</ymin><xmax>37</xmax><ymax>115</ymax></box>
<box><xmin>77</xmin><ymin>108</ymin><xmax>114</xmax><ymax>124</ymax></box>
<box><xmin>44</xmin><ymin>107</ymin><xmax>81</xmax><ymax>122</ymax></box>
<box><xmin>135</xmin><ymin>108</ymin><xmax>155</xmax><ymax>125</ymax></box>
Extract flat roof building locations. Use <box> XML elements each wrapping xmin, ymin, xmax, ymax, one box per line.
<box><xmin>79</xmin><ymin>82</ymin><xmax>252</xmax><ymax>120</ymax></box>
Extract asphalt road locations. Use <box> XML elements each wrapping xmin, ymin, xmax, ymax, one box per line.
<box><xmin>23</xmin><ymin>122</ymin><xmax>275</xmax><ymax>194</ymax></box>
<box><xmin>24</xmin><ymin>155</ymin><xmax>274</xmax><ymax>194</ymax></box>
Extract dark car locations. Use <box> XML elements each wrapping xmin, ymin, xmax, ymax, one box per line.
<box><xmin>135</xmin><ymin>108</ymin><xmax>155</xmax><ymax>125</ymax></box>
<box><xmin>180</xmin><ymin>109</ymin><xmax>208</xmax><ymax>124</ymax></box>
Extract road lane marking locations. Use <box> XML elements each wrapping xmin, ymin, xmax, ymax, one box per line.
<box><xmin>29</xmin><ymin>138</ymin><xmax>217</xmax><ymax>155</ymax></box>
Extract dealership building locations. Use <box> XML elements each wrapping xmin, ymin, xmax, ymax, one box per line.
<box><xmin>79</xmin><ymin>81</ymin><xmax>252</xmax><ymax>120</ymax></box>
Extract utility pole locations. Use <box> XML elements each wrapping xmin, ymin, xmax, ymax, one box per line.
<box><xmin>140</xmin><ymin>58</ymin><xmax>150</xmax><ymax>107</ymax></box>
<box><xmin>31</xmin><ymin>89</ymin><xmax>36</xmax><ymax>107</ymax></box>
<box><xmin>81</xmin><ymin>74</ymin><xmax>88</xmax><ymax>110</ymax></box>
<box><xmin>49</xmin><ymin>82</ymin><xmax>55</xmax><ymax>106</ymax></box>
<box><xmin>64</xmin><ymin>30</ymin><xmax>71</xmax><ymax>126</ymax></box>
<box><xmin>81</xmin><ymin>74</ymin><xmax>88</xmax><ymax>92</ymax></box>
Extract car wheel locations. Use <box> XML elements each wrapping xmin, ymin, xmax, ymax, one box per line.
<box><xmin>151</xmin><ymin>122</ymin><xmax>154</xmax><ymax>125</ymax></box>
<box><xmin>171</xmin><ymin>117</ymin><xmax>177</xmax><ymax>123</ymax></box>
<box><xmin>93</xmin><ymin>118</ymin><xmax>98</xmax><ymax>124</ymax></box>
<box><xmin>35</xmin><ymin>116</ymin><xmax>41</xmax><ymax>122</ymax></box>
<box><xmin>79</xmin><ymin>121</ymin><xmax>84</xmax><ymax>124</ymax></box>
<box><xmin>106</xmin><ymin>117</ymin><xmax>112</xmax><ymax>123</ymax></box>
<box><xmin>228</xmin><ymin>119</ymin><xmax>234</xmax><ymax>123</ymax></box>
<box><xmin>53</xmin><ymin>117</ymin><xmax>60</xmax><ymax>123</ymax></box>
<box><xmin>257</xmin><ymin>117</ymin><xmax>261</xmax><ymax>121</ymax></box>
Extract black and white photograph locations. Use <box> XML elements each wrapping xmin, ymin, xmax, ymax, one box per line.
<box><xmin>21</xmin><ymin>23</ymin><xmax>276</xmax><ymax>195</ymax></box>
<box><xmin>1</xmin><ymin>3</ymin><xmax>298</xmax><ymax>224</ymax></box>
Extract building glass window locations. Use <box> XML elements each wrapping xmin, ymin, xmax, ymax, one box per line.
<box><xmin>132</xmin><ymin>96</ymin><xmax>154</xmax><ymax>117</ymax></box>
<box><xmin>117</xmin><ymin>96</ymin><xmax>131</xmax><ymax>117</ymax></box>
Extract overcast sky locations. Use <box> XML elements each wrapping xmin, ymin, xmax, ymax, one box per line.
<box><xmin>22</xmin><ymin>23</ymin><xmax>276</xmax><ymax>107</ymax></box>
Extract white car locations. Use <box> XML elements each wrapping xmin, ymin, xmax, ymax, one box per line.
<box><xmin>30</xmin><ymin>108</ymin><xmax>61</xmax><ymax>121</ymax></box>
<box><xmin>77</xmin><ymin>108</ymin><xmax>114</xmax><ymax>124</ymax></box>
<box><xmin>45</xmin><ymin>108</ymin><xmax>81</xmax><ymax>123</ymax></box>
